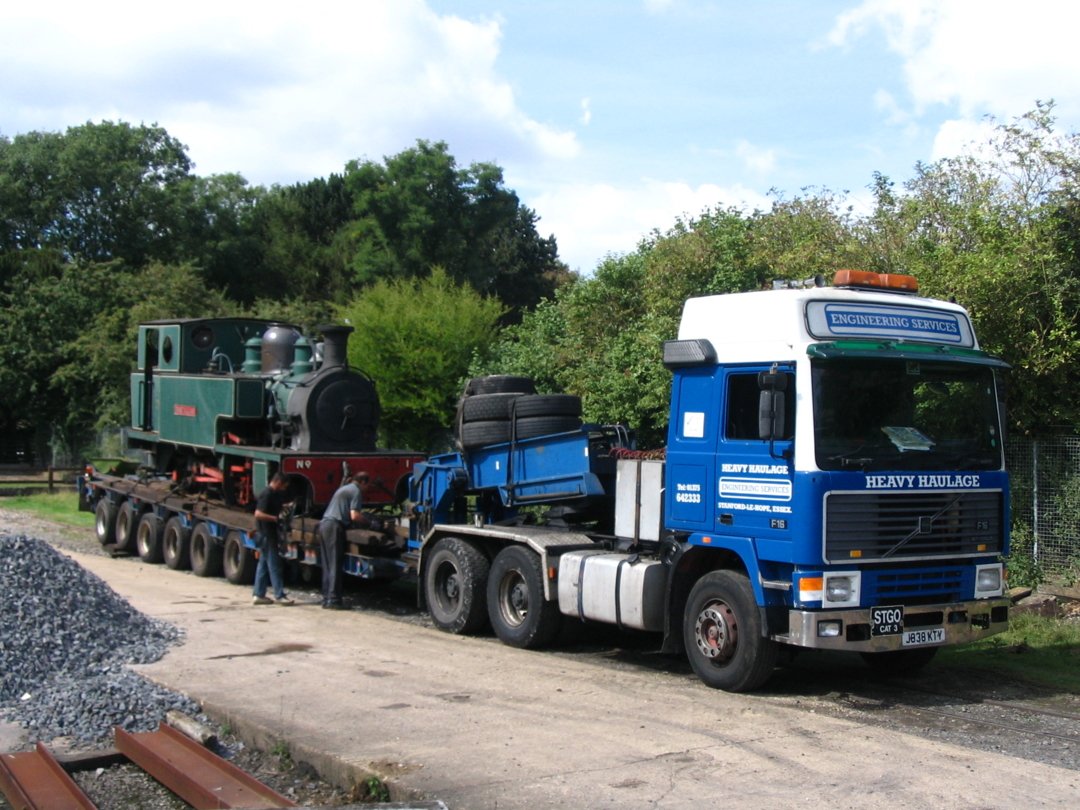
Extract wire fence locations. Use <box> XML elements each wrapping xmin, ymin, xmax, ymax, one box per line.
<box><xmin>1006</xmin><ymin>434</ymin><xmax>1080</xmax><ymax>576</ymax></box>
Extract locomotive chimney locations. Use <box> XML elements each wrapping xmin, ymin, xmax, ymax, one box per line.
<box><xmin>318</xmin><ymin>325</ymin><xmax>354</xmax><ymax>369</ymax></box>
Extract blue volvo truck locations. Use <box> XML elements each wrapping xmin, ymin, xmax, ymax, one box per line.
<box><xmin>410</xmin><ymin>270</ymin><xmax>1011</xmax><ymax>691</ymax></box>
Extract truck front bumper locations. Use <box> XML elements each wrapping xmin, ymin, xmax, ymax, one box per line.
<box><xmin>776</xmin><ymin>598</ymin><xmax>1011</xmax><ymax>652</ymax></box>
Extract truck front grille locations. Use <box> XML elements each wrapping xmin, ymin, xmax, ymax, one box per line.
<box><xmin>824</xmin><ymin>490</ymin><xmax>1003</xmax><ymax>563</ymax></box>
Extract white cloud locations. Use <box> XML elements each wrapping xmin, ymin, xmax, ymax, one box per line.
<box><xmin>0</xmin><ymin>1</ymin><xmax>579</xmax><ymax>183</ymax></box>
<box><xmin>580</xmin><ymin>98</ymin><xmax>592</xmax><ymax>127</ymax></box>
<box><xmin>735</xmin><ymin>140</ymin><xmax>777</xmax><ymax>175</ymax></box>
<box><xmin>829</xmin><ymin>0</ymin><xmax>1080</xmax><ymax>120</ymax></box>
<box><xmin>528</xmin><ymin>179</ymin><xmax>771</xmax><ymax>273</ymax></box>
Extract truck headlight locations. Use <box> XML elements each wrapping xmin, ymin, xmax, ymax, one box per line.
<box><xmin>822</xmin><ymin>571</ymin><xmax>860</xmax><ymax>608</ymax></box>
<box><xmin>974</xmin><ymin>563</ymin><xmax>1003</xmax><ymax>598</ymax></box>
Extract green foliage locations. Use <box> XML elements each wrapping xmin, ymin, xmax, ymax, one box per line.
<box><xmin>1005</xmin><ymin>521</ymin><xmax>1045</xmax><ymax>589</ymax></box>
<box><xmin>338</xmin><ymin>267</ymin><xmax>505</xmax><ymax>451</ymax></box>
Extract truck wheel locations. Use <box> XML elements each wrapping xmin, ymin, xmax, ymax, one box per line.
<box><xmin>190</xmin><ymin>523</ymin><xmax>223</xmax><ymax>578</ymax></box>
<box><xmin>487</xmin><ymin>545</ymin><xmax>561</xmax><ymax>649</ymax></box>
<box><xmin>95</xmin><ymin>499</ymin><xmax>117</xmax><ymax>546</ymax></box>
<box><xmin>683</xmin><ymin>570</ymin><xmax>778</xmax><ymax>692</ymax></box>
<box><xmin>860</xmin><ymin>647</ymin><xmax>938</xmax><ymax>675</ymax></box>
<box><xmin>425</xmin><ymin>537</ymin><xmax>490</xmax><ymax>634</ymax></box>
<box><xmin>223</xmin><ymin>531</ymin><xmax>256</xmax><ymax>585</ymax></box>
<box><xmin>163</xmin><ymin>517</ymin><xmax>191</xmax><ymax>570</ymax></box>
<box><xmin>135</xmin><ymin>513</ymin><xmax>164</xmax><ymax>564</ymax></box>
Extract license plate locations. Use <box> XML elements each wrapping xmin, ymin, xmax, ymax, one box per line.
<box><xmin>870</xmin><ymin>605</ymin><xmax>903</xmax><ymax>636</ymax></box>
<box><xmin>902</xmin><ymin>627</ymin><xmax>945</xmax><ymax>646</ymax></box>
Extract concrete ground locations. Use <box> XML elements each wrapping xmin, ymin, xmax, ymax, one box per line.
<box><xmin>43</xmin><ymin>551</ymin><xmax>1080</xmax><ymax>808</ymax></box>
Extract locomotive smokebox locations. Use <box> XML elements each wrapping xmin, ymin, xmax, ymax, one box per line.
<box><xmin>318</xmin><ymin>325</ymin><xmax>354</xmax><ymax>369</ymax></box>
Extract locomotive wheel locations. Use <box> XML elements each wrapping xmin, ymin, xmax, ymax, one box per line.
<box><xmin>461</xmin><ymin>393</ymin><xmax>523</xmax><ymax>422</ymax></box>
<box><xmin>860</xmin><ymin>647</ymin><xmax>939</xmax><ymax>675</ymax></box>
<box><xmin>514</xmin><ymin>415</ymin><xmax>582</xmax><ymax>440</ymax></box>
<box><xmin>683</xmin><ymin>570</ymin><xmax>778</xmax><ymax>692</ymax></box>
<box><xmin>223</xmin><ymin>531</ymin><xmax>256</xmax><ymax>585</ymax></box>
<box><xmin>464</xmin><ymin>375</ymin><xmax>536</xmax><ymax>396</ymax></box>
<box><xmin>114</xmin><ymin>500</ymin><xmax>141</xmax><ymax>553</ymax></box>
<box><xmin>459</xmin><ymin>420</ymin><xmax>512</xmax><ymax>449</ymax></box>
<box><xmin>94</xmin><ymin>499</ymin><xmax>117</xmax><ymax>546</ymax></box>
<box><xmin>190</xmin><ymin>523</ymin><xmax>224</xmax><ymax>578</ymax></box>
<box><xmin>511</xmin><ymin>394</ymin><xmax>582</xmax><ymax>419</ymax></box>
<box><xmin>135</xmin><ymin>513</ymin><xmax>164</xmax><ymax>564</ymax></box>
<box><xmin>163</xmin><ymin>517</ymin><xmax>191</xmax><ymax>570</ymax></box>
<box><xmin>487</xmin><ymin>545</ymin><xmax>561</xmax><ymax>649</ymax></box>
<box><xmin>425</xmin><ymin>537</ymin><xmax>490</xmax><ymax>634</ymax></box>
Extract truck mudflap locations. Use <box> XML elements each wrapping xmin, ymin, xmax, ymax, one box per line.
<box><xmin>777</xmin><ymin>597</ymin><xmax>1011</xmax><ymax>651</ymax></box>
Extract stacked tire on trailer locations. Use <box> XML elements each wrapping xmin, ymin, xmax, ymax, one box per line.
<box><xmin>456</xmin><ymin>375</ymin><xmax>584</xmax><ymax>450</ymax></box>
<box><xmin>428</xmin><ymin>376</ymin><xmax>587</xmax><ymax>651</ymax></box>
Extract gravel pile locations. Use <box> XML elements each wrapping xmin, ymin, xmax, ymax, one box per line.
<box><xmin>0</xmin><ymin>533</ymin><xmax>199</xmax><ymax>746</ymax></box>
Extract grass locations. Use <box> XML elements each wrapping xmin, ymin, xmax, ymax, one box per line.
<box><xmin>939</xmin><ymin>611</ymin><xmax>1080</xmax><ymax>693</ymax></box>
<box><xmin>1</xmin><ymin>492</ymin><xmax>95</xmax><ymax>529</ymax></box>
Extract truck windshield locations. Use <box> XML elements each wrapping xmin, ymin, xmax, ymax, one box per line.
<box><xmin>812</xmin><ymin>358</ymin><xmax>1003</xmax><ymax>472</ymax></box>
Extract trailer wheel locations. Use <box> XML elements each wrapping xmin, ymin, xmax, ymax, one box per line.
<box><xmin>860</xmin><ymin>647</ymin><xmax>938</xmax><ymax>675</ymax></box>
<box><xmin>425</xmin><ymin>537</ymin><xmax>490</xmax><ymax>634</ymax></box>
<box><xmin>94</xmin><ymin>499</ymin><xmax>117</xmax><ymax>546</ymax></box>
<box><xmin>487</xmin><ymin>545</ymin><xmax>561</xmax><ymax>649</ymax></box>
<box><xmin>190</xmin><ymin>523</ymin><xmax>223</xmax><ymax>578</ymax></box>
<box><xmin>223</xmin><ymin>531</ymin><xmax>256</xmax><ymax>585</ymax></box>
<box><xmin>114</xmin><ymin>500</ymin><xmax>142</xmax><ymax>553</ymax></box>
<box><xmin>163</xmin><ymin>517</ymin><xmax>191</xmax><ymax>570</ymax></box>
<box><xmin>135</xmin><ymin>513</ymin><xmax>164</xmax><ymax>564</ymax></box>
<box><xmin>683</xmin><ymin>570</ymin><xmax>778</xmax><ymax>692</ymax></box>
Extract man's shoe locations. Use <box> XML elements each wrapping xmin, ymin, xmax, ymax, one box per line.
<box><xmin>274</xmin><ymin>595</ymin><xmax>295</xmax><ymax>606</ymax></box>
<box><xmin>252</xmin><ymin>595</ymin><xmax>273</xmax><ymax>605</ymax></box>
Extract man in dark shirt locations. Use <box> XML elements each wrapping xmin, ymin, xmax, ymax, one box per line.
<box><xmin>318</xmin><ymin>471</ymin><xmax>377</xmax><ymax>608</ymax></box>
<box><xmin>252</xmin><ymin>473</ymin><xmax>294</xmax><ymax>605</ymax></box>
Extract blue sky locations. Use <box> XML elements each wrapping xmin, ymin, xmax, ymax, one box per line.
<box><xmin>3</xmin><ymin>1</ymin><xmax>1079</xmax><ymax>273</ymax></box>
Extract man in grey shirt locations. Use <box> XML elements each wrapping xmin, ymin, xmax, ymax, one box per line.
<box><xmin>318</xmin><ymin>472</ymin><xmax>377</xmax><ymax>608</ymax></box>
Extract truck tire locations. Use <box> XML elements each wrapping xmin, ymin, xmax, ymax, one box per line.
<box><xmin>163</xmin><ymin>517</ymin><xmax>191</xmax><ymax>570</ymax></box>
<box><xmin>114</xmin><ymin>500</ymin><xmax>141</xmax><ymax>553</ymax></box>
<box><xmin>513</xmin><ymin>415</ymin><xmax>582</xmax><ymax>440</ymax></box>
<box><xmin>94</xmin><ymin>499</ymin><xmax>117</xmax><ymax>546</ymax></box>
<box><xmin>135</xmin><ymin>513</ymin><xmax>164</xmax><ymax>564</ymax></box>
<box><xmin>487</xmin><ymin>545</ymin><xmax>561</xmax><ymax>649</ymax></box>
<box><xmin>464</xmin><ymin>375</ymin><xmax>536</xmax><ymax>396</ymax></box>
<box><xmin>683</xmin><ymin>570</ymin><xmax>778</xmax><ymax>692</ymax></box>
<box><xmin>511</xmin><ymin>394</ymin><xmax>582</xmax><ymax>419</ymax></box>
<box><xmin>461</xmin><ymin>393</ymin><xmax>523</xmax><ymax>422</ymax></box>
<box><xmin>224</xmin><ymin>531</ymin><xmax>256</xmax><ymax>585</ymax></box>
<box><xmin>190</xmin><ymin>523</ymin><xmax>223</xmax><ymax>578</ymax></box>
<box><xmin>860</xmin><ymin>647</ymin><xmax>938</xmax><ymax>675</ymax></box>
<box><xmin>425</xmin><ymin>537</ymin><xmax>490</xmax><ymax>634</ymax></box>
<box><xmin>459</xmin><ymin>420</ymin><xmax>512</xmax><ymax>449</ymax></box>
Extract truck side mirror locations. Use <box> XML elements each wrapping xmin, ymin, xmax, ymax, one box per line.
<box><xmin>758</xmin><ymin>368</ymin><xmax>788</xmax><ymax>441</ymax></box>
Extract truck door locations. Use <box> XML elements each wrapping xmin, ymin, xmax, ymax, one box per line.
<box><xmin>715</xmin><ymin>367</ymin><xmax>795</xmax><ymax>541</ymax></box>
<box><xmin>665</xmin><ymin>366</ymin><xmax>719</xmax><ymax>532</ymax></box>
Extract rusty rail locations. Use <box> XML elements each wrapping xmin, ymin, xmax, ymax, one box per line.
<box><xmin>115</xmin><ymin>723</ymin><xmax>296</xmax><ymax>809</ymax></box>
<box><xmin>0</xmin><ymin>741</ymin><xmax>96</xmax><ymax>810</ymax></box>
<box><xmin>0</xmin><ymin>724</ymin><xmax>296</xmax><ymax>810</ymax></box>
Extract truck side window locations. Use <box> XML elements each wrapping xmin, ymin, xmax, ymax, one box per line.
<box><xmin>725</xmin><ymin>372</ymin><xmax>795</xmax><ymax>441</ymax></box>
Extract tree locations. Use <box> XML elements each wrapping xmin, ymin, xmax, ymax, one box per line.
<box><xmin>0</xmin><ymin>121</ymin><xmax>194</xmax><ymax>268</ymax></box>
<box><xmin>338</xmin><ymin>267</ymin><xmax>505</xmax><ymax>451</ymax></box>
<box><xmin>343</xmin><ymin>140</ymin><xmax>568</xmax><ymax>316</ymax></box>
